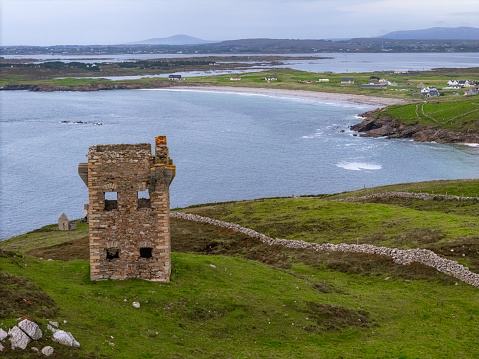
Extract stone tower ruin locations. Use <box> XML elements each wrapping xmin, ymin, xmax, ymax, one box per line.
<box><xmin>78</xmin><ymin>136</ymin><xmax>175</xmax><ymax>282</ymax></box>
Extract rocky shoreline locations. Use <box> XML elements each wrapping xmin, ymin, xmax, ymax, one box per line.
<box><xmin>351</xmin><ymin>108</ymin><xmax>479</xmax><ymax>144</ymax></box>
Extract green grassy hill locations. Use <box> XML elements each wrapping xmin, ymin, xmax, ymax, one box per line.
<box><xmin>1</xmin><ymin>179</ymin><xmax>479</xmax><ymax>358</ymax></box>
<box><xmin>377</xmin><ymin>98</ymin><xmax>479</xmax><ymax>133</ymax></box>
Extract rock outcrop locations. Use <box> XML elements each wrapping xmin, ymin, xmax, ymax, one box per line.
<box><xmin>1</xmin><ymin>318</ymin><xmax>79</xmax><ymax>354</ymax></box>
<box><xmin>18</xmin><ymin>319</ymin><xmax>42</xmax><ymax>340</ymax></box>
<box><xmin>52</xmin><ymin>330</ymin><xmax>80</xmax><ymax>347</ymax></box>
<box><xmin>8</xmin><ymin>326</ymin><xmax>31</xmax><ymax>350</ymax></box>
<box><xmin>351</xmin><ymin>110</ymin><xmax>479</xmax><ymax>144</ymax></box>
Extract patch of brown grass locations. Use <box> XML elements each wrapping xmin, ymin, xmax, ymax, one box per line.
<box><xmin>27</xmin><ymin>236</ymin><xmax>89</xmax><ymax>261</ymax></box>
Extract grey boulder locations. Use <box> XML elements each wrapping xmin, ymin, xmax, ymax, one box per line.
<box><xmin>52</xmin><ymin>330</ymin><xmax>80</xmax><ymax>347</ymax></box>
<box><xmin>8</xmin><ymin>326</ymin><xmax>31</xmax><ymax>350</ymax></box>
<box><xmin>19</xmin><ymin>319</ymin><xmax>42</xmax><ymax>340</ymax></box>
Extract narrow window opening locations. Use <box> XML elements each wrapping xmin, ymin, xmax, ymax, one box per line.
<box><xmin>106</xmin><ymin>248</ymin><xmax>119</xmax><ymax>260</ymax></box>
<box><xmin>140</xmin><ymin>247</ymin><xmax>153</xmax><ymax>259</ymax></box>
<box><xmin>137</xmin><ymin>190</ymin><xmax>151</xmax><ymax>209</ymax></box>
<box><xmin>104</xmin><ymin>192</ymin><xmax>118</xmax><ymax>211</ymax></box>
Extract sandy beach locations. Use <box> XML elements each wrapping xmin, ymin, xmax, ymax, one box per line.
<box><xmin>175</xmin><ymin>86</ymin><xmax>409</xmax><ymax>107</ymax></box>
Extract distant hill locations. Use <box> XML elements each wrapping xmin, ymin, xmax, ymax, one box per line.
<box><xmin>130</xmin><ymin>34</ymin><xmax>216</xmax><ymax>45</ymax></box>
<box><xmin>379</xmin><ymin>27</ymin><xmax>479</xmax><ymax>40</ymax></box>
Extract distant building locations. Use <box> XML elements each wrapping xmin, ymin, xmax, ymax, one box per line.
<box><xmin>444</xmin><ymin>85</ymin><xmax>461</xmax><ymax>90</ymax></box>
<box><xmin>264</xmin><ymin>77</ymin><xmax>278</xmax><ymax>81</ymax></box>
<box><xmin>58</xmin><ymin>213</ymin><xmax>76</xmax><ymax>231</ymax></box>
<box><xmin>317</xmin><ymin>79</ymin><xmax>329</xmax><ymax>82</ymax></box>
<box><xmin>421</xmin><ymin>86</ymin><xmax>440</xmax><ymax>98</ymax></box>
<box><xmin>341</xmin><ymin>78</ymin><xmax>354</xmax><ymax>84</ymax></box>
<box><xmin>465</xmin><ymin>87</ymin><xmax>479</xmax><ymax>96</ymax></box>
<box><xmin>168</xmin><ymin>75</ymin><xmax>182</xmax><ymax>81</ymax></box>
<box><xmin>230</xmin><ymin>77</ymin><xmax>242</xmax><ymax>81</ymax></box>
<box><xmin>417</xmin><ymin>82</ymin><xmax>425</xmax><ymax>89</ymax></box>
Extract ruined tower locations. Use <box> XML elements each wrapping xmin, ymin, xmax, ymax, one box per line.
<box><xmin>78</xmin><ymin>136</ymin><xmax>175</xmax><ymax>282</ymax></box>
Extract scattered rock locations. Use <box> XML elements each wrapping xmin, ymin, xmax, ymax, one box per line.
<box><xmin>132</xmin><ymin>302</ymin><xmax>141</xmax><ymax>309</ymax></box>
<box><xmin>210</xmin><ymin>264</ymin><xmax>216</xmax><ymax>269</ymax></box>
<box><xmin>48</xmin><ymin>321</ymin><xmax>59</xmax><ymax>328</ymax></box>
<box><xmin>52</xmin><ymin>330</ymin><xmax>80</xmax><ymax>347</ymax></box>
<box><xmin>172</xmin><ymin>335</ymin><xmax>178</xmax><ymax>339</ymax></box>
<box><xmin>42</xmin><ymin>346</ymin><xmax>54</xmax><ymax>356</ymax></box>
<box><xmin>47</xmin><ymin>324</ymin><xmax>58</xmax><ymax>333</ymax></box>
<box><xmin>0</xmin><ymin>343</ymin><xmax>4</xmax><ymax>352</ymax></box>
<box><xmin>19</xmin><ymin>319</ymin><xmax>42</xmax><ymax>340</ymax></box>
<box><xmin>0</xmin><ymin>328</ymin><xmax>7</xmax><ymax>341</ymax></box>
<box><xmin>8</xmin><ymin>326</ymin><xmax>31</xmax><ymax>350</ymax></box>
<box><xmin>31</xmin><ymin>346</ymin><xmax>39</xmax><ymax>352</ymax></box>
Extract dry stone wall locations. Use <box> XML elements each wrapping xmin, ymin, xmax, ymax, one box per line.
<box><xmin>335</xmin><ymin>191</ymin><xmax>479</xmax><ymax>202</ymax></box>
<box><xmin>171</xmin><ymin>212</ymin><xmax>479</xmax><ymax>288</ymax></box>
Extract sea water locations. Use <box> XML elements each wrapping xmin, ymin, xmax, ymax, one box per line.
<box><xmin>1</xmin><ymin>89</ymin><xmax>478</xmax><ymax>239</ymax></box>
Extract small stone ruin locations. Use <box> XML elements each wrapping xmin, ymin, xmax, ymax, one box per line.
<box><xmin>58</xmin><ymin>213</ymin><xmax>76</xmax><ymax>231</ymax></box>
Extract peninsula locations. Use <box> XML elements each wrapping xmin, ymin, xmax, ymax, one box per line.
<box><xmin>1</xmin><ymin>58</ymin><xmax>478</xmax><ymax>143</ymax></box>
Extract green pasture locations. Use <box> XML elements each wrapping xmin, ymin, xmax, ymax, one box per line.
<box><xmin>1</xmin><ymin>179</ymin><xmax>479</xmax><ymax>357</ymax></box>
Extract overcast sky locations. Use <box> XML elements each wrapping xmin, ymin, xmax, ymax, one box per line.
<box><xmin>1</xmin><ymin>0</ymin><xmax>478</xmax><ymax>46</ymax></box>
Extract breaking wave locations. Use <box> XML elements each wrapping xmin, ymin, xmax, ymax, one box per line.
<box><xmin>336</xmin><ymin>162</ymin><xmax>382</xmax><ymax>171</ymax></box>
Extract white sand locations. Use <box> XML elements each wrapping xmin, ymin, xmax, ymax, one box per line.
<box><xmin>174</xmin><ymin>86</ymin><xmax>409</xmax><ymax>107</ymax></box>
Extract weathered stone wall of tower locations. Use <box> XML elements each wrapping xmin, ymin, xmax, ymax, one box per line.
<box><xmin>80</xmin><ymin>137</ymin><xmax>175</xmax><ymax>282</ymax></box>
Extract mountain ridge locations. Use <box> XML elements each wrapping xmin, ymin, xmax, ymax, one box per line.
<box><xmin>130</xmin><ymin>34</ymin><xmax>216</xmax><ymax>45</ymax></box>
<box><xmin>378</xmin><ymin>26</ymin><xmax>479</xmax><ymax>40</ymax></box>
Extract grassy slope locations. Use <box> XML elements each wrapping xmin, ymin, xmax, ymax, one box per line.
<box><xmin>1</xmin><ymin>179</ymin><xmax>479</xmax><ymax>358</ymax></box>
<box><xmin>1</xmin><ymin>250</ymin><xmax>479</xmax><ymax>358</ymax></box>
<box><xmin>378</xmin><ymin>98</ymin><xmax>479</xmax><ymax>133</ymax></box>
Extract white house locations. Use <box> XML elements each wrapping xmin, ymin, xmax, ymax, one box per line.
<box><xmin>341</xmin><ymin>78</ymin><xmax>354</xmax><ymax>84</ymax></box>
<box><xmin>421</xmin><ymin>87</ymin><xmax>440</xmax><ymax>98</ymax></box>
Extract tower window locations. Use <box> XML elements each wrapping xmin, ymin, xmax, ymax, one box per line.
<box><xmin>104</xmin><ymin>192</ymin><xmax>118</xmax><ymax>211</ymax></box>
<box><xmin>140</xmin><ymin>247</ymin><xmax>153</xmax><ymax>258</ymax></box>
<box><xmin>106</xmin><ymin>248</ymin><xmax>119</xmax><ymax>260</ymax></box>
<box><xmin>137</xmin><ymin>190</ymin><xmax>151</xmax><ymax>209</ymax></box>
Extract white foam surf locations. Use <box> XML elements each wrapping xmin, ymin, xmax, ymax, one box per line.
<box><xmin>336</xmin><ymin>162</ymin><xmax>382</xmax><ymax>171</ymax></box>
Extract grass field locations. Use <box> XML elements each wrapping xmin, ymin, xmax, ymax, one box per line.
<box><xmin>2</xmin><ymin>64</ymin><xmax>478</xmax><ymax>101</ymax></box>
<box><xmin>1</xmin><ymin>179</ymin><xmax>479</xmax><ymax>358</ymax></box>
<box><xmin>379</xmin><ymin>98</ymin><xmax>479</xmax><ymax>133</ymax></box>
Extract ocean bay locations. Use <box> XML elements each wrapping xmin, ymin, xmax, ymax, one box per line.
<box><xmin>1</xmin><ymin>88</ymin><xmax>478</xmax><ymax>239</ymax></box>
